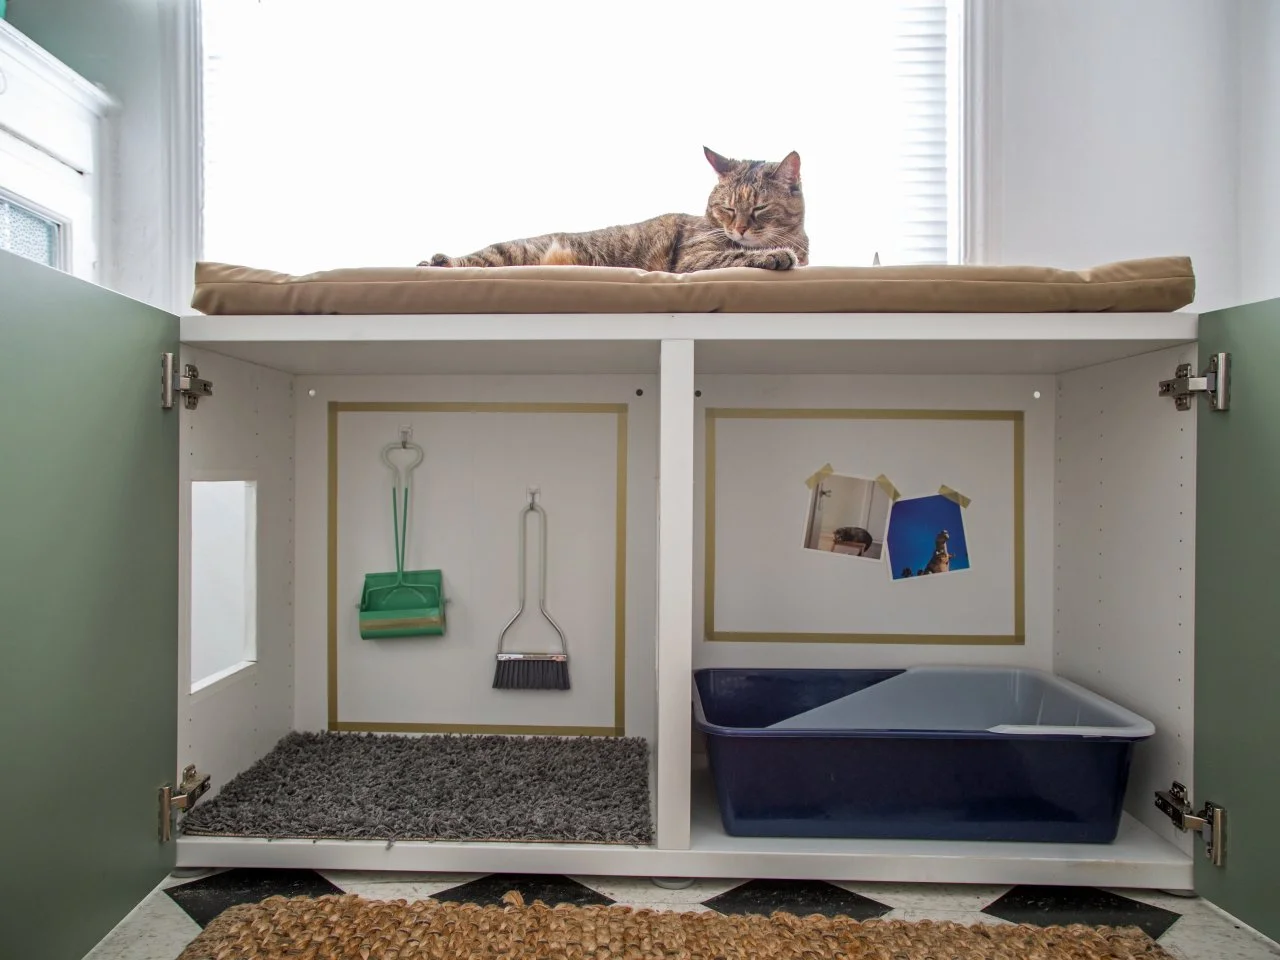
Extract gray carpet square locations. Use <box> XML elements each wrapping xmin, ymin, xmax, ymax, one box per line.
<box><xmin>180</xmin><ymin>731</ymin><xmax>652</xmax><ymax>844</ymax></box>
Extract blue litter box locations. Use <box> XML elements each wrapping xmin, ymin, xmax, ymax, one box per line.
<box><xmin>692</xmin><ymin>666</ymin><xmax>1155</xmax><ymax>843</ymax></box>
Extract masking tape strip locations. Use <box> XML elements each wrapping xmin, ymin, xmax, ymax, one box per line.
<box><xmin>939</xmin><ymin>485</ymin><xmax>972</xmax><ymax>508</ymax></box>
<box><xmin>805</xmin><ymin>463</ymin><xmax>834</xmax><ymax>490</ymax></box>
<box><xmin>876</xmin><ymin>474</ymin><xmax>902</xmax><ymax>502</ymax></box>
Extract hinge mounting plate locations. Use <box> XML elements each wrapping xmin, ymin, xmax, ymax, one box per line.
<box><xmin>1155</xmin><ymin>780</ymin><xmax>1226</xmax><ymax>867</ymax></box>
<box><xmin>159</xmin><ymin>764</ymin><xmax>211</xmax><ymax>843</ymax></box>
<box><xmin>161</xmin><ymin>353</ymin><xmax>213</xmax><ymax>410</ymax></box>
<box><xmin>1158</xmin><ymin>352</ymin><xmax>1230</xmax><ymax>412</ymax></box>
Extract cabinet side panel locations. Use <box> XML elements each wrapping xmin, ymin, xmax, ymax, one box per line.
<box><xmin>179</xmin><ymin>348</ymin><xmax>295</xmax><ymax>794</ymax></box>
<box><xmin>1054</xmin><ymin>345</ymin><xmax>1195</xmax><ymax>854</ymax></box>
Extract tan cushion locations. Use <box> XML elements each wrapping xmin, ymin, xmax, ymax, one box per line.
<box><xmin>190</xmin><ymin>256</ymin><xmax>1195</xmax><ymax>315</ymax></box>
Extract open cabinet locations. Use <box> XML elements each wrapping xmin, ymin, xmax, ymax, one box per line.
<box><xmin>3</xmin><ymin>249</ymin><xmax>1279</xmax><ymax>959</ymax></box>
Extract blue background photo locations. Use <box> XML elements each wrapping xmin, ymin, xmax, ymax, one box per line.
<box><xmin>886</xmin><ymin>494</ymin><xmax>970</xmax><ymax>580</ymax></box>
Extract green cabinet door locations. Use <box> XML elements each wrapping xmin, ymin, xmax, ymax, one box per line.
<box><xmin>1194</xmin><ymin>297</ymin><xmax>1280</xmax><ymax>941</ymax></box>
<box><xmin>0</xmin><ymin>252</ymin><xmax>180</xmax><ymax>959</ymax></box>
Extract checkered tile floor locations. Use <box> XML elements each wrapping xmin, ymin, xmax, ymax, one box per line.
<box><xmin>85</xmin><ymin>869</ymin><xmax>1280</xmax><ymax>959</ymax></box>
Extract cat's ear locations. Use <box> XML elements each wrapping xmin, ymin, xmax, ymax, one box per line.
<box><xmin>771</xmin><ymin>150</ymin><xmax>801</xmax><ymax>185</ymax></box>
<box><xmin>703</xmin><ymin>146</ymin><xmax>738</xmax><ymax>177</ymax></box>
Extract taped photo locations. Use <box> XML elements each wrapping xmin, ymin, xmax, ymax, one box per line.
<box><xmin>886</xmin><ymin>493</ymin><xmax>971</xmax><ymax>580</ymax></box>
<box><xmin>801</xmin><ymin>472</ymin><xmax>892</xmax><ymax>561</ymax></box>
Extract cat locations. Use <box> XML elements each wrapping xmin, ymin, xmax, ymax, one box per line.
<box><xmin>421</xmin><ymin>147</ymin><xmax>809</xmax><ymax>273</ymax></box>
<box><xmin>832</xmin><ymin>526</ymin><xmax>874</xmax><ymax>551</ymax></box>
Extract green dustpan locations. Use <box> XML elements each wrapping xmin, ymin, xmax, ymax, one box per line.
<box><xmin>359</xmin><ymin>439</ymin><xmax>446</xmax><ymax>639</ymax></box>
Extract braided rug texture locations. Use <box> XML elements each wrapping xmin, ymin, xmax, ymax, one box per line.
<box><xmin>180</xmin><ymin>731</ymin><xmax>652</xmax><ymax>844</ymax></box>
<box><xmin>175</xmin><ymin>892</ymin><xmax>1175</xmax><ymax>960</ymax></box>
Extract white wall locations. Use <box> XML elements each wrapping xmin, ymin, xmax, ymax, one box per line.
<box><xmin>1239</xmin><ymin>0</ymin><xmax>1280</xmax><ymax>304</ymax></box>
<box><xmin>7</xmin><ymin>0</ymin><xmax>171</xmax><ymax>310</ymax></box>
<box><xmin>992</xmin><ymin>0</ymin><xmax>1241</xmax><ymax>311</ymax></box>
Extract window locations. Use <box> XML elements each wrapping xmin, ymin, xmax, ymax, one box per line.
<box><xmin>190</xmin><ymin>480</ymin><xmax>258</xmax><ymax>692</ymax></box>
<box><xmin>0</xmin><ymin>193</ymin><xmax>62</xmax><ymax>268</ymax></box>
<box><xmin>200</xmin><ymin>1</ymin><xmax>963</xmax><ymax>271</ymax></box>
<box><xmin>0</xmin><ymin>22</ymin><xmax>111</xmax><ymax>282</ymax></box>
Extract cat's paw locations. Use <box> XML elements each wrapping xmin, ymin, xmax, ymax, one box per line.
<box><xmin>749</xmin><ymin>249</ymin><xmax>797</xmax><ymax>270</ymax></box>
<box><xmin>421</xmin><ymin>253</ymin><xmax>452</xmax><ymax>267</ymax></box>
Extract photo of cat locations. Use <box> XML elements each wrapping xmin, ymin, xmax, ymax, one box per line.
<box><xmin>801</xmin><ymin>473</ymin><xmax>891</xmax><ymax>562</ymax></box>
<box><xmin>421</xmin><ymin>146</ymin><xmax>809</xmax><ymax>274</ymax></box>
<box><xmin>886</xmin><ymin>494</ymin><xmax>972</xmax><ymax>581</ymax></box>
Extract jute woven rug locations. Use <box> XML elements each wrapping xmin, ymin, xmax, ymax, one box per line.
<box><xmin>175</xmin><ymin>892</ymin><xmax>1175</xmax><ymax>960</ymax></box>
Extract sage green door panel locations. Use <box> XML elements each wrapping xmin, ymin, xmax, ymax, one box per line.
<box><xmin>1195</xmin><ymin>297</ymin><xmax>1280</xmax><ymax>940</ymax></box>
<box><xmin>0</xmin><ymin>252</ymin><xmax>179</xmax><ymax>959</ymax></box>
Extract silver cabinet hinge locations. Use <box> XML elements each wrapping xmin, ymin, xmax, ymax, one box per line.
<box><xmin>1158</xmin><ymin>352</ymin><xmax>1229</xmax><ymax>412</ymax></box>
<box><xmin>161</xmin><ymin>353</ymin><xmax>213</xmax><ymax>410</ymax></box>
<box><xmin>159</xmin><ymin>764</ymin><xmax>211</xmax><ymax>843</ymax></box>
<box><xmin>1155</xmin><ymin>781</ymin><xmax>1226</xmax><ymax>867</ymax></box>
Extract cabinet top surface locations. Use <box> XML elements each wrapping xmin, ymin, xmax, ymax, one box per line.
<box><xmin>177</xmin><ymin>312</ymin><xmax>1198</xmax><ymax>377</ymax></box>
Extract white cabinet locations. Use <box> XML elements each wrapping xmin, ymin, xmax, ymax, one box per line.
<box><xmin>171</xmin><ymin>310</ymin><xmax>1208</xmax><ymax>889</ymax></box>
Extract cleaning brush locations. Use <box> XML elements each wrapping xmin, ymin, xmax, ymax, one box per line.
<box><xmin>493</xmin><ymin>489</ymin><xmax>570</xmax><ymax>691</ymax></box>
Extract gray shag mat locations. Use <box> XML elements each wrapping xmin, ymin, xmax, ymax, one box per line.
<box><xmin>180</xmin><ymin>731</ymin><xmax>652</xmax><ymax>845</ymax></box>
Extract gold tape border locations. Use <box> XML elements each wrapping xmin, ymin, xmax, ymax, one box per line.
<box><xmin>705</xmin><ymin>408</ymin><xmax>1025</xmax><ymax>645</ymax></box>
<box><xmin>329</xmin><ymin>401</ymin><xmax>629</xmax><ymax>735</ymax></box>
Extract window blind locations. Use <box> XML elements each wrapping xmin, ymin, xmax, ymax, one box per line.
<box><xmin>200</xmin><ymin>0</ymin><xmax>960</xmax><ymax>272</ymax></box>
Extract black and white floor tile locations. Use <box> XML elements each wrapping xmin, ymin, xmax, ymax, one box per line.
<box><xmin>83</xmin><ymin>869</ymin><xmax>1280</xmax><ymax>959</ymax></box>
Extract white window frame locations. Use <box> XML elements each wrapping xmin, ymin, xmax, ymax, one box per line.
<box><xmin>959</xmin><ymin>0</ymin><xmax>1002</xmax><ymax>265</ymax></box>
<box><xmin>161</xmin><ymin>0</ymin><xmax>205</xmax><ymax>314</ymax></box>
<box><xmin>0</xmin><ymin>164</ymin><xmax>74</xmax><ymax>272</ymax></box>
<box><xmin>0</xmin><ymin>19</ymin><xmax>114</xmax><ymax>281</ymax></box>
<box><xmin>163</xmin><ymin>0</ymin><xmax>998</xmax><ymax>293</ymax></box>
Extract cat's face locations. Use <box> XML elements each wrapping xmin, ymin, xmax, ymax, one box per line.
<box><xmin>703</xmin><ymin>147</ymin><xmax>807</xmax><ymax>261</ymax></box>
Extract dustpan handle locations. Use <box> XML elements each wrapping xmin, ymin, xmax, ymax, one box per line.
<box><xmin>391</xmin><ymin>486</ymin><xmax>409</xmax><ymax>582</ymax></box>
<box><xmin>381</xmin><ymin>440</ymin><xmax>425</xmax><ymax>584</ymax></box>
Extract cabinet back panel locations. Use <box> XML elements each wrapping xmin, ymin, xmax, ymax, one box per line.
<box><xmin>693</xmin><ymin>373</ymin><xmax>1055</xmax><ymax>669</ymax></box>
<box><xmin>292</xmin><ymin>375</ymin><xmax>659</xmax><ymax>744</ymax></box>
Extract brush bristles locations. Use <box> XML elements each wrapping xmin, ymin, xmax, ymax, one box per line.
<box><xmin>493</xmin><ymin>658</ymin><xmax>571</xmax><ymax>691</ymax></box>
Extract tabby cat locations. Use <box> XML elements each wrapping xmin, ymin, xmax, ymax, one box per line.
<box><xmin>421</xmin><ymin>147</ymin><xmax>808</xmax><ymax>273</ymax></box>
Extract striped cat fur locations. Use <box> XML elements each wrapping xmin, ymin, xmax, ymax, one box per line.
<box><xmin>421</xmin><ymin>147</ymin><xmax>808</xmax><ymax>274</ymax></box>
